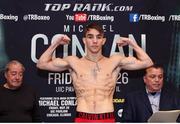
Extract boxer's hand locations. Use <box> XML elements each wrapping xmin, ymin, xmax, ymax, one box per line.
<box><xmin>52</xmin><ymin>34</ymin><xmax>71</xmax><ymax>45</ymax></box>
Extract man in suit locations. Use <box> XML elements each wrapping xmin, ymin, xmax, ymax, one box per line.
<box><xmin>121</xmin><ymin>64</ymin><xmax>180</xmax><ymax>122</ymax></box>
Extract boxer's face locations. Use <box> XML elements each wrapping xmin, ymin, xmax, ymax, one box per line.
<box><xmin>83</xmin><ymin>28</ymin><xmax>106</xmax><ymax>54</ymax></box>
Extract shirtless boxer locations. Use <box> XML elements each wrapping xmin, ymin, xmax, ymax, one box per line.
<box><xmin>37</xmin><ymin>23</ymin><xmax>153</xmax><ymax>122</ymax></box>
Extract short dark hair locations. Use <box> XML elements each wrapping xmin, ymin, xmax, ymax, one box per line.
<box><xmin>83</xmin><ymin>22</ymin><xmax>104</xmax><ymax>37</ymax></box>
<box><xmin>144</xmin><ymin>63</ymin><xmax>164</xmax><ymax>76</ymax></box>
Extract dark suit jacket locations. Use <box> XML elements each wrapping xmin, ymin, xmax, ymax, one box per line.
<box><xmin>121</xmin><ymin>84</ymin><xmax>180</xmax><ymax>122</ymax></box>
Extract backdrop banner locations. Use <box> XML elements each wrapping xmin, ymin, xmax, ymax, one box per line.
<box><xmin>0</xmin><ymin>0</ymin><xmax>180</xmax><ymax>122</ymax></box>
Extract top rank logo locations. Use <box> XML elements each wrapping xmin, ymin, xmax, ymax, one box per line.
<box><xmin>129</xmin><ymin>13</ymin><xmax>139</xmax><ymax>22</ymax></box>
<box><xmin>44</xmin><ymin>3</ymin><xmax>133</xmax><ymax>12</ymax></box>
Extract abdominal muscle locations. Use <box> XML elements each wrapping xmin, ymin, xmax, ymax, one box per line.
<box><xmin>70</xmin><ymin>60</ymin><xmax>119</xmax><ymax>113</ymax></box>
<box><xmin>75</xmin><ymin>83</ymin><xmax>115</xmax><ymax>113</ymax></box>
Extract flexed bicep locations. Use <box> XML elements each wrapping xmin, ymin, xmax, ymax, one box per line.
<box><xmin>36</xmin><ymin>34</ymin><xmax>72</xmax><ymax>72</ymax></box>
<box><xmin>116</xmin><ymin>36</ymin><xmax>153</xmax><ymax>70</ymax></box>
<box><xmin>51</xmin><ymin>58</ymin><xmax>70</xmax><ymax>71</ymax></box>
<box><xmin>120</xmin><ymin>56</ymin><xmax>145</xmax><ymax>70</ymax></box>
<box><xmin>38</xmin><ymin>57</ymin><xmax>70</xmax><ymax>72</ymax></box>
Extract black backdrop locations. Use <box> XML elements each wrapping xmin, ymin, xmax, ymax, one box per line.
<box><xmin>0</xmin><ymin>0</ymin><xmax>180</xmax><ymax>122</ymax></box>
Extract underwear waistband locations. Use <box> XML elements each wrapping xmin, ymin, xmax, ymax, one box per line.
<box><xmin>76</xmin><ymin>111</ymin><xmax>115</xmax><ymax>120</ymax></box>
